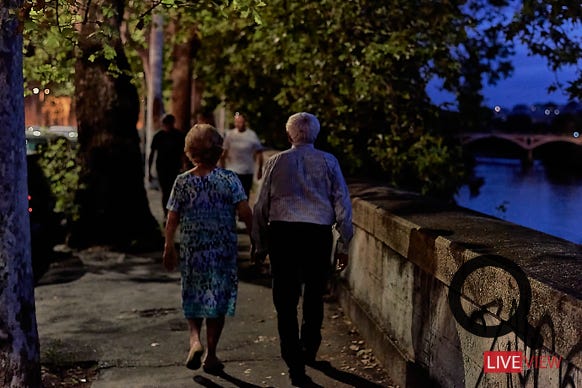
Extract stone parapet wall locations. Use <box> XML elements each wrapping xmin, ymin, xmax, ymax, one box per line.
<box><xmin>338</xmin><ymin>181</ymin><xmax>581</xmax><ymax>388</ymax></box>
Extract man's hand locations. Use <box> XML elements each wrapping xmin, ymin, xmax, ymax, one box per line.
<box><xmin>335</xmin><ymin>252</ymin><xmax>349</xmax><ymax>272</ymax></box>
<box><xmin>163</xmin><ymin>244</ymin><xmax>178</xmax><ymax>271</ymax></box>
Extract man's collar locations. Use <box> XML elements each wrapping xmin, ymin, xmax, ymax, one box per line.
<box><xmin>291</xmin><ymin>143</ymin><xmax>315</xmax><ymax>149</ymax></box>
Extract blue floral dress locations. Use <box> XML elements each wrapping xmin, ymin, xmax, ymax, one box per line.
<box><xmin>166</xmin><ymin>168</ymin><xmax>247</xmax><ymax>318</ymax></box>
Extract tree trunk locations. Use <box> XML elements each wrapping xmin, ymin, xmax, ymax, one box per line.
<box><xmin>169</xmin><ymin>19</ymin><xmax>199</xmax><ymax>132</ymax></box>
<box><xmin>0</xmin><ymin>2</ymin><xmax>42</xmax><ymax>386</ymax></box>
<box><xmin>145</xmin><ymin>13</ymin><xmax>165</xmax><ymax>179</ymax></box>
<box><xmin>71</xmin><ymin>0</ymin><xmax>161</xmax><ymax>250</ymax></box>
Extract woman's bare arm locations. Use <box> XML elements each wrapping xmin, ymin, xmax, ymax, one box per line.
<box><xmin>237</xmin><ymin>200</ymin><xmax>253</xmax><ymax>237</ymax></box>
<box><xmin>163</xmin><ymin>211</ymin><xmax>180</xmax><ymax>270</ymax></box>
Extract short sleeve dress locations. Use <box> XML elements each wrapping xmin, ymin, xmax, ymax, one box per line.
<box><xmin>166</xmin><ymin>168</ymin><xmax>247</xmax><ymax>318</ymax></box>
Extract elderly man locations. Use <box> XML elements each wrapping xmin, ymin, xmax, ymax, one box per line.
<box><xmin>252</xmin><ymin>112</ymin><xmax>353</xmax><ymax>386</ymax></box>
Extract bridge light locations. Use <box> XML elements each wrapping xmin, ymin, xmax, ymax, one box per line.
<box><xmin>574</xmin><ymin>131</ymin><xmax>580</xmax><ymax>138</ymax></box>
<box><xmin>494</xmin><ymin>105</ymin><xmax>501</xmax><ymax>113</ymax></box>
<box><xmin>554</xmin><ymin>109</ymin><xmax>560</xmax><ymax>115</ymax></box>
<box><xmin>32</xmin><ymin>87</ymin><xmax>40</xmax><ymax>95</ymax></box>
<box><xmin>544</xmin><ymin>109</ymin><xmax>551</xmax><ymax>115</ymax></box>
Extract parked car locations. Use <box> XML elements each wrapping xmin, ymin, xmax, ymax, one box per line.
<box><xmin>48</xmin><ymin>125</ymin><xmax>78</xmax><ymax>142</ymax></box>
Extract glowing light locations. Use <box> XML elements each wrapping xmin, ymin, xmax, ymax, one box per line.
<box><xmin>544</xmin><ymin>109</ymin><xmax>551</xmax><ymax>115</ymax></box>
<box><xmin>28</xmin><ymin>208</ymin><xmax>33</xmax><ymax>213</ymax></box>
<box><xmin>494</xmin><ymin>106</ymin><xmax>501</xmax><ymax>113</ymax></box>
<box><xmin>32</xmin><ymin>130</ymin><xmax>41</xmax><ymax>136</ymax></box>
<box><xmin>27</xmin><ymin>195</ymin><xmax>31</xmax><ymax>201</ymax></box>
<box><xmin>574</xmin><ymin>131</ymin><xmax>580</xmax><ymax>138</ymax></box>
<box><xmin>554</xmin><ymin>109</ymin><xmax>560</xmax><ymax>115</ymax></box>
<box><xmin>44</xmin><ymin>88</ymin><xmax>50</xmax><ymax>95</ymax></box>
<box><xmin>32</xmin><ymin>87</ymin><xmax>40</xmax><ymax>95</ymax></box>
<box><xmin>68</xmin><ymin>132</ymin><xmax>78</xmax><ymax>138</ymax></box>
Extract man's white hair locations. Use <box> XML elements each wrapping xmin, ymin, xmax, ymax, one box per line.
<box><xmin>285</xmin><ymin>112</ymin><xmax>320</xmax><ymax>145</ymax></box>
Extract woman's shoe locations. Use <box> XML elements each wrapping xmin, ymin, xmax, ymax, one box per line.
<box><xmin>185</xmin><ymin>344</ymin><xmax>205</xmax><ymax>370</ymax></box>
<box><xmin>203</xmin><ymin>360</ymin><xmax>225</xmax><ymax>375</ymax></box>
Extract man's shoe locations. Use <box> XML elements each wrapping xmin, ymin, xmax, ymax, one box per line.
<box><xmin>290</xmin><ymin>372</ymin><xmax>314</xmax><ymax>387</ymax></box>
<box><xmin>303</xmin><ymin>352</ymin><xmax>316</xmax><ymax>366</ymax></box>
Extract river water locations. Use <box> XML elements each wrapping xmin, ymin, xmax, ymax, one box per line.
<box><xmin>455</xmin><ymin>157</ymin><xmax>582</xmax><ymax>245</ymax></box>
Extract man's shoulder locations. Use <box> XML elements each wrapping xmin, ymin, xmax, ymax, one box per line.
<box><xmin>320</xmin><ymin>150</ymin><xmax>339</xmax><ymax>164</ymax></box>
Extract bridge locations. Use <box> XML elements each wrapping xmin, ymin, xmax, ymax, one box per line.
<box><xmin>459</xmin><ymin>132</ymin><xmax>582</xmax><ymax>164</ymax></box>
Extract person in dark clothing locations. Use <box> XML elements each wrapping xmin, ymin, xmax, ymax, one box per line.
<box><xmin>148</xmin><ymin>114</ymin><xmax>186</xmax><ymax>218</ymax></box>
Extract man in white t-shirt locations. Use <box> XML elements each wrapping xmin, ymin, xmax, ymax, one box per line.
<box><xmin>221</xmin><ymin>113</ymin><xmax>264</xmax><ymax>197</ymax></box>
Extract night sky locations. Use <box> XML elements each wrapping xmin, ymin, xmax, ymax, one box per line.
<box><xmin>428</xmin><ymin>46</ymin><xmax>580</xmax><ymax>110</ymax></box>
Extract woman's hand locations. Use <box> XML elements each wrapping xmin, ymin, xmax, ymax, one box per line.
<box><xmin>163</xmin><ymin>243</ymin><xmax>178</xmax><ymax>271</ymax></box>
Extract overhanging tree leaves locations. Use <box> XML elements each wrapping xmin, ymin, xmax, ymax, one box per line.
<box><xmin>508</xmin><ymin>0</ymin><xmax>582</xmax><ymax>98</ymax></box>
<box><xmin>194</xmin><ymin>0</ymin><xmax>580</xmax><ymax>197</ymax></box>
<box><xmin>20</xmin><ymin>0</ymin><xmax>266</xmax><ymax>247</ymax></box>
<box><xmin>21</xmin><ymin>0</ymin><xmax>582</xmax><ymax>200</ymax></box>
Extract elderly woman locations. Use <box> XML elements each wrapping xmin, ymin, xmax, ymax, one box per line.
<box><xmin>252</xmin><ymin>112</ymin><xmax>353</xmax><ymax>386</ymax></box>
<box><xmin>163</xmin><ymin>124</ymin><xmax>252</xmax><ymax>374</ymax></box>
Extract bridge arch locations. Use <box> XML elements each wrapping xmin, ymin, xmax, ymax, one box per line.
<box><xmin>460</xmin><ymin>133</ymin><xmax>582</xmax><ymax>151</ymax></box>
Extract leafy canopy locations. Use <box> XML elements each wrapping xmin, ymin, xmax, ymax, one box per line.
<box><xmin>21</xmin><ymin>0</ymin><xmax>582</xmax><ymax>198</ymax></box>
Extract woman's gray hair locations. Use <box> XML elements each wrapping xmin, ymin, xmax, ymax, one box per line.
<box><xmin>286</xmin><ymin>112</ymin><xmax>320</xmax><ymax>145</ymax></box>
<box><xmin>184</xmin><ymin>124</ymin><xmax>224</xmax><ymax>165</ymax></box>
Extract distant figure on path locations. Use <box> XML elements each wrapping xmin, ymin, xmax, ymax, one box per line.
<box><xmin>195</xmin><ymin>110</ymin><xmax>216</xmax><ymax>126</ymax></box>
<box><xmin>252</xmin><ymin>112</ymin><xmax>353</xmax><ymax>387</ymax></box>
<box><xmin>148</xmin><ymin>114</ymin><xmax>186</xmax><ymax>218</ymax></box>
<box><xmin>221</xmin><ymin>112</ymin><xmax>264</xmax><ymax>198</ymax></box>
<box><xmin>163</xmin><ymin>124</ymin><xmax>252</xmax><ymax>373</ymax></box>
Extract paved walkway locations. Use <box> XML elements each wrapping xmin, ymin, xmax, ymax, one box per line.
<box><xmin>34</xmin><ymin>187</ymin><xmax>393</xmax><ymax>387</ymax></box>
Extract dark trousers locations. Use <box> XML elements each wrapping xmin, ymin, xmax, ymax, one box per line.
<box><xmin>237</xmin><ymin>173</ymin><xmax>253</xmax><ymax>199</ymax></box>
<box><xmin>268</xmin><ymin>221</ymin><xmax>333</xmax><ymax>375</ymax></box>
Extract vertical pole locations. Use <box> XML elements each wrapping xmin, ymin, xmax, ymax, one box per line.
<box><xmin>145</xmin><ymin>13</ymin><xmax>164</xmax><ymax>181</ymax></box>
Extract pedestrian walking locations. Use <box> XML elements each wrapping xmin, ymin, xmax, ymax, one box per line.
<box><xmin>220</xmin><ymin>112</ymin><xmax>264</xmax><ymax>198</ymax></box>
<box><xmin>252</xmin><ymin>112</ymin><xmax>353</xmax><ymax>387</ymax></box>
<box><xmin>163</xmin><ymin>124</ymin><xmax>253</xmax><ymax>374</ymax></box>
<box><xmin>148</xmin><ymin>114</ymin><xmax>186</xmax><ymax>218</ymax></box>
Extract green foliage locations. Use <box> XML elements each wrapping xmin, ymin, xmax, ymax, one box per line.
<box><xmin>21</xmin><ymin>0</ymin><xmax>267</xmax><ymax>94</ymax></box>
<box><xmin>37</xmin><ymin>138</ymin><xmax>83</xmax><ymax>222</ymax></box>
<box><xmin>21</xmin><ymin>0</ymin><xmax>581</xmax><ymax>199</ymax></box>
<box><xmin>370</xmin><ymin>132</ymin><xmax>468</xmax><ymax>198</ymax></box>
<box><xmin>194</xmin><ymin>0</ymin><xmax>502</xmax><ymax>197</ymax></box>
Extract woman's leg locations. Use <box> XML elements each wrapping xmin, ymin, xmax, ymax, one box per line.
<box><xmin>186</xmin><ymin>318</ymin><xmax>205</xmax><ymax>370</ymax></box>
<box><xmin>188</xmin><ymin>318</ymin><xmax>203</xmax><ymax>349</ymax></box>
<box><xmin>205</xmin><ymin>316</ymin><xmax>225</xmax><ymax>364</ymax></box>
